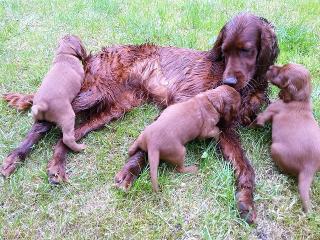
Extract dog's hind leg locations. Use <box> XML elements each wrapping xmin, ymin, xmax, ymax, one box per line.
<box><xmin>71</xmin><ymin>87</ymin><xmax>104</xmax><ymax>113</ymax></box>
<box><xmin>48</xmin><ymin>95</ymin><xmax>142</xmax><ymax>184</ymax></box>
<box><xmin>3</xmin><ymin>93</ymin><xmax>34</xmax><ymax>111</ymax></box>
<box><xmin>1</xmin><ymin>121</ymin><xmax>53</xmax><ymax>177</ymax></box>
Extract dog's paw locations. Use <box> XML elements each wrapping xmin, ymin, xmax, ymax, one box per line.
<box><xmin>0</xmin><ymin>154</ymin><xmax>19</xmax><ymax>178</ymax></box>
<box><xmin>47</xmin><ymin>163</ymin><xmax>68</xmax><ymax>185</ymax></box>
<box><xmin>236</xmin><ymin>189</ymin><xmax>257</xmax><ymax>224</ymax></box>
<box><xmin>114</xmin><ymin>169</ymin><xmax>137</xmax><ymax>192</ymax></box>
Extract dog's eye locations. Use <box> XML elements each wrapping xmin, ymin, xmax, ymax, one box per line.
<box><xmin>240</xmin><ymin>48</ymin><xmax>250</xmax><ymax>53</ymax></box>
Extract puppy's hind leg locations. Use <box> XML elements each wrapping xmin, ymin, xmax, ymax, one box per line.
<box><xmin>58</xmin><ymin>106</ymin><xmax>86</xmax><ymax>152</ymax></box>
<box><xmin>298</xmin><ymin>170</ymin><xmax>315</xmax><ymax>212</ymax></box>
<box><xmin>175</xmin><ymin>147</ymin><xmax>198</xmax><ymax>174</ymax></box>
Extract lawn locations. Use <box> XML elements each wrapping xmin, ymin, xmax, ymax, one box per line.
<box><xmin>0</xmin><ymin>0</ymin><xmax>320</xmax><ymax>239</ymax></box>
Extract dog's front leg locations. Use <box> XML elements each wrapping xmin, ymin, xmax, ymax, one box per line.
<box><xmin>239</xmin><ymin>90</ymin><xmax>268</xmax><ymax>126</ymax></box>
<box><xmin>218</xmin><ymin>126</ymin><xmax>256</xmax><ymax>224</ymax></box>
<box><xmin>114</xmin><ymin>151</ymin><xmax>147</xmax><ymax>191</ymax></box>
<box><xmin>1</xmin><ymin>121</ymin><xmax>53</xmax><ymax>177</ymax></box>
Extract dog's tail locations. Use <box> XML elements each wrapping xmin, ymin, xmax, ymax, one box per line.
<box><xmin>148</xmin><ymin>148</ymin><xmax>160</xmax><ymax>192</ymax></box>
<box><xmin>31</xmin><ymin>102</ymin><xmax>48</xmax><ymax>120</ymax></box>
<box><xmin>3</xmin><ymin>93</ymin><xmax>34</xmax><ymax>111</ymax></box>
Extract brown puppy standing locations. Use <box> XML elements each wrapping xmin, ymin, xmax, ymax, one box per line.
<box><xmin>256</xmin><ymin>63</ymin><xmax>320</xmax><ymax>212</ymax></box>
<box><xmin>32</xmin><ymin>35</ymin><xmax>87</xmax><ymax>152</ymax></box>
<box><xmin>129</xmin><ymin>85</ymin><xmax>241</xmax><ymax>191</ymax></box>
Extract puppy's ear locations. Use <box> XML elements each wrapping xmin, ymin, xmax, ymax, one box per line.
<box><xmin>223</xmin><ymin>104</ymin><xmax>233</xmax><ymax>123</ymax></box>
<box><xmin>256</xmin><ymin>18</ymin><xmax>279</xmax><ymax>75</ymax></box>
<box><xmin>288</xmin><ymin>81</ymin><xmax>311</xmax><ymax>102</ymax></box>
<box><xmin>210</xmin><ymin>26</ymin><xmax>225</xmax><ymax>62</ymax></box>
<box><xmin>224</xmin><ymin>102</ymin><xmax>240</xmax><ymax>123</ymax></box>
<box><xmin>73</xmin><ymin>41</ymin><xmax>87</xmax><ymax>61</ymax></box>
<box><xmin>279</xmin><ymin>89</ymin><xmax>292</xmax><ymax>103</ymax></box>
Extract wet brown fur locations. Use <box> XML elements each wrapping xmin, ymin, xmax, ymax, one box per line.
<box><xmin>2</xmin><ymin>13</ymin><xmax>279</xmax><ymax>223</ymax></box>
<box><xmin>256</xmin><ymin>63</ymin><xmax>319</xmax><ymax>212</ymax></box>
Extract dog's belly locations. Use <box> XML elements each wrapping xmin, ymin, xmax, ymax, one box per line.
<box><xmin>130</xmin><ymin>57</ymin><xmax>171</xmax><ymax>104</ymax></box>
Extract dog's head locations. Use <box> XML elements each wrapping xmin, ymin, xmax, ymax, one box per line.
<box><xmin>267</xmin><ymin>63</ymin><xmax>312</xmax><ymax>102</ymax></box>
<box><xmin>209</xmin><ymin>85</ymin><xmax>241</xmax><ymax>123</ymax></box>
<box><xmin>56</xmin><ymin>35</ymin><xmax>87</xmax><ymax>61</ymax></box>
<box><xmin>211</xmin><ymin>13</ymin><xmax>279</xmax><ymax>90</ymax></box>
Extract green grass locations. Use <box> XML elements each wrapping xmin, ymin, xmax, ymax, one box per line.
<box><xmin>1</xmin><ymin>0</ymin><xmax>320</xmax><ymax>239</ymax></box>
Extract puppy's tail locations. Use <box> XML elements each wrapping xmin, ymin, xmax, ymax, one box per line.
<box><xmin>148</xmin><ymin>148</ymin><xmax>160</xmax><ymax>192</ymax></box>
<box><xmin>31</xmin><ymin>102</ymin><xmax>48</xmax><ymax>120</ymax></box>
<box><xmin>298</xmin><ymin>171</ymin><xmax>314</xmax><ymax>212</ymax></box>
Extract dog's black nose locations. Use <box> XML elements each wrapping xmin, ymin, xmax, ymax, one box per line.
<box><xmin>223</xmin><ymin>77</ymin><xmax>238</xmax><ymax>86</ymax></box>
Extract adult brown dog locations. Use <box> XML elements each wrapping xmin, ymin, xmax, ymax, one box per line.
<box><xmin>256</xmin><ymin>63</ymin><xmax>319</xmax><ymax>212</ymax></box>
<box><xmin>129</xmin><ymin>85</ymin><xmax>241</xmax><ymax>192</ymax></box>
<box><xmin>32</xmin><ymin>35</ymin><xmax>87</xmax><ymax>152</ymax></box>
<box><xmin>2</xmin><ymin>13</ymin><xmax>279</xmax><ymax>223</ymax></box>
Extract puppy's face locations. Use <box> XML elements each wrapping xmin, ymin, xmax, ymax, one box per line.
<box><xmin>267</xmin><ymin>64</ymin><xmax>311</xmax><ymax>102</ymax></box>
<box><xmin>56</xmin><ymin>35</ymin><xmax>87</xmax><ymax>59</ymax></box>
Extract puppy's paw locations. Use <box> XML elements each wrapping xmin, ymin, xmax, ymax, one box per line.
<box><xmin>255</xmin><ymin>115</ymin><xmax>265</xmax><ymax>127</ymax></box>
<box><xmin>176</xmin><ymin>165</ymin><xmax>198</xmax><ymax>174</ymax></box>
<box><xmin>77</xmin><ymin>143</ymin><xmax>86</xmax><ymax>152</ymax></box>
<box><xmin>69</xmin><ymin>143</ymin><xmax>86</xmax><ymax>152</ymax></box>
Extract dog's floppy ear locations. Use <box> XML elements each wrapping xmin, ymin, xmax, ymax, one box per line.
<box><xmin>256</xmin><ymin>17</ymin><xmax>279</xmax><ymax>76</ymax></box>
<box><xmin>210</xmin><ymin>26</ymin><xmax>226</xmax><ymax>62</ymax></box>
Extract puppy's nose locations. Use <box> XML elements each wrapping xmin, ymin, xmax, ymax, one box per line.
<box><xmin>223</xmin><ymin>77</ymin><xmax>238</xmax><ymax>86</ymax></box>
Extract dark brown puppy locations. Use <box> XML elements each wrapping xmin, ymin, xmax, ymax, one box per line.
<box><xmin>129</xmin><ymin>85</ymin><xmax>240</xmax><ymax>191</ymax></box>
<box><xmin>32</xmin><ymin>35</ymin><xmax>87</xmax><ymax>152</ymax></box>
<box><xmin>2</xmin><ymin>13</ymin><xmax>279</xmax><ymax>223</ymax></box>
<box><xmin>256</xmin><ymin>63</ymin><xmax>319</xmax><ymax>212</ymax></box>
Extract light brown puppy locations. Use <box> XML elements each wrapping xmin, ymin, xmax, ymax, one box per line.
<box><xmin>256</xmin><ymin>63</ymin><xmax>320</xmax><ymax>212</ymax></box>
<box><xmin>32</xmin><ymin>35</ymin><xmax>87</xmax><ymax>152</ymax></box>
<box><xmin>129</xmin><ymin>85</ymin><xmax>241</xmax><ymax>191</ymax></box>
